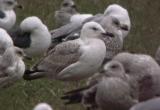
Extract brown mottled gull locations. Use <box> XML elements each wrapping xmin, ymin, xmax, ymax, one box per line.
<box><xmin>24</xmin><ymin>22</ymin><xmax>114</xmax><ymax>81</ymax></box>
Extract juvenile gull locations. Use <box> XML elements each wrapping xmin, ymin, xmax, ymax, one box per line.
<box><xmin>9</xmin><ymin>16</ymin><xmax>51</xmax><ymax>57</ymax></box>
<box><xmin>0</xmin><ymin>46</ymin><xmax>26</xmax><ymax>88</ymax></box>
<box><xmin>61</xmin><ymin>60</ymin><xmax>137</xmax><ymax>110</ymax></box>
<box><xmin>113</xmin><ymin>52</ymin><xmax>160</xmax><ymax>101</ymax></box>
<box><xmin>23</xmin><ymin>22</ymin><xmax>113</xmax><ymax>81</ymax></box>
<box><xmin>51</xmin><ymin>15</ymin><xmax>123</xmax><ymax>61</ymax></box>
<box><xmin>104</xmin><ymin>4</ymin><xmax>131</xmax><ymax>38</ymax></box>
<box><xmin>130</xmin><ymin>97</ymin><xmax>160</xmax><ymax>110</ymax></box>
<box><xmin>33</xmin><ymin>103</ymin><xmax>53</xmax><ymax>110</ymax></box>
<box><xmin>155</xmin><ymin>46</ymin><xmax>160</xmax><ymax>65</ymax></box>
<box><xmin>0</xmin><ymin>28</ymin><xmax>13</xmax><ymax>54</ymax></box>
<box><xmin>0</xmin><ymin>0</ymin><xmax>22</xmax><ymax>30</ymax></box>
<box><xmin>55</xmin><ymin>0</ymin><xmax>78</xmax><ymax>26</ymax></box>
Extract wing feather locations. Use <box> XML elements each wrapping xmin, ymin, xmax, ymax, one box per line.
<box><xmin>34</xmin><ymin>40</ymin><xmax>82</xmax><ymax>78</ymax></box>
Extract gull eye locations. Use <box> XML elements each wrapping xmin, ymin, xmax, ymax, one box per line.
<box><xmin>113</xmin><ymin>18</ymin><xmax>120</xmax><ymax>26</ymax></box>
<box><xmin>91</xmin><ymin>27</ymin><xmax>98</xmax><ymax>31</ymax></box>
<box><xmin>16</xmin><ymin>50</ymin><xmax>23</xmax><ymax>56</ymax></box>
<box><xmin>111</xmin><ymin>64</ymin><xmax>118</xmax><ymax>69</ymax></box>
<box><xmin>63</xmin><ymin>3</ymin><xmax>69</xmax><ymax>7</ymax></box>
<box><xmin>5</xmin><ymin>1</ymin><xmax>13</xmax><ymax>5</ymax></box>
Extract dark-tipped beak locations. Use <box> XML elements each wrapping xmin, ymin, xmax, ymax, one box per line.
<box><xmin>72</xmin><ymin>5</ymin><xmax>77</xmax><ymax>9</ymax></box>
<box><xmin>16</xmin><ymin>4</ymin><xmax>23</xmax><ymax>9</ymax></box>
<box><xmin>121</xmin><ymin>25</ymin><xmax>129</xmax><ymax>31</ymax></box>
<box><xmin>101</xmin><ymin>32</ymin><xmax>114</xmax><ymax>38</ymax></box>
<box><xmin>24</xmin><ymin>55</ymin><xmax>32</xmax><ymax>60</ymax></box>
<box><xmin>14</xmin><ymin>1</ymin><xmax>23</xmax><ymax>9</ymax></box>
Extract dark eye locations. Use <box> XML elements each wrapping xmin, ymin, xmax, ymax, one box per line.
<box><xmin>113</xmin><ymin>19</ymin><xmax>120</xmax><ymax>26</ymax></box>
<box><xmin>111</xmin><ymin>65</ymin><xmax>118</xmax><ymax>69</ymax></box>
<box><xmin>6</xmin><ymin>1</ymin><xmax>13</xmax><ymax>5</ymax></box>
<box><xmin>17</xmin><ymin>51</ymin><xmax>23</xmax><ymax>55</ymax></box>
<box><xmin>92</xmin><ymin>27</ymin><xmax>98</xmax><ymax>31</ymax></box>
<box><xmin>63</xmin><ymin>3</ymin><xmax>69</xmax><ymax>7</ymax></box>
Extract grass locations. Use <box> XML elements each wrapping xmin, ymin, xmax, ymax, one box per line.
<box><xmin>1</xmin><ymin>0</ymin><xmax>160</xmax><ymax>109</ymax></box>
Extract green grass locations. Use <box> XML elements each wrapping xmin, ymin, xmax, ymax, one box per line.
<box><xmin>1</xmin><ymin>0</ymin><xmax>160</xmax><ymax>109</ymax></box>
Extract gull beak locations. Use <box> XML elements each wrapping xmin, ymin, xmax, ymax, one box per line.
<box><xmin>23</xmin><ymin>54</ymin><xmax>32</xmax><ymax>60</ymax></box>
<box><xmin>72</xmin><ymin>5</ymin><xmax>77</xmax><ymax>9</ymax></box>
<box><xmin>99</xmin><ymin>69</ymin><xmax>105</xmax><ymax>74</ymax></box>
<box><xmin>101</xmin><ymin>32</ymin><xmax>115</xmax><ymax>38</ymax></box>
<box><xmin>14</xmin><ymin>2</ymin><xmax>23</xmax><ymax>9</ymax></box>
<box><xmin>121</xmin><ymin>25</ymin><xmax>129</xmax><ymax>31</ymax></box>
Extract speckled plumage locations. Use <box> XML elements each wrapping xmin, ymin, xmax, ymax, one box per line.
<box><xmin>113</xmin><ymin>52</ymin><xmax>160</xmax><ymax>101</ymax></box>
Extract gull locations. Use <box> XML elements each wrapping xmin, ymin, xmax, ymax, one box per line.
<box><xmin>55</xmin><ymin>0</ymin><xmax>78</xmax><ymax>26</ymax></box>
<box><xmin>23</xmin><ymin>21</ymin><xmax>113</xmax><ymax>81</ymax></box>
<box><xmin>9</xmin><ymin>16</ymin><xmax>51</xmax><ymax>57</ymax></box>
<box><xmin>155</xmin><ymin>46</ymin><xmax>160</xmax><ymax>65</ymax></box>
<box><xmin>113</xmin><ymin>52</ymin><xmax>160</xmax><ymax>101</ymax></box>
<box><xmin>0</xmin><ymin>0</ymin><xmax>22</xmax><ymax>30</ymax></box>
<box><xmin>61</xmin><ymin>60</ymin><xmax>137</xmax><ymax>110</ymax></box>
<box><xmin>33</xmin><ymin>103</ymin><xmax>53</xmax><ymax>110</ymax></box>
<box><xmin>51</xmin><ymin>15</ymin><xmax>123</xmax><ymax>61</ymax></box>
<box><xmin>104</xmin><ymin>4</ymin><xmax>131</xmax><ymax>38</ymax></box>
<box><xmin>55</xmin><ymin>0</ymin><xmax>93</xmax><ymax>26</ymax></box>
<box><xmin>130</xmin><ymin>97</ymin><xmax>160</xmax><ymax>110</ymax></box>
<box><xmin>0</xmin><ymin>28</ymin><xmax>13</xmax><ymax>54</ymax></box>
<box><xmin>0</xmin><ymin>46</ymin><xmax>26</xmax><ymax>88</ymax></box>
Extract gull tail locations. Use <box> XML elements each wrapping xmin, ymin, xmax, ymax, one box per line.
<box><xmin>61</xmin><ymin>86</ymin><xmax>90</xmax><ymax>105</ymax></box>
<box><xmin>23</xmin><ymin>69</ymin><xmax>45</xmax><ymax>80</ymax></box>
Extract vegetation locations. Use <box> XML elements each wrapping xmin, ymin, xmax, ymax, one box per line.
<box><xmin>1</xmin><ymin>0</ymin><xmax>160</xmax><ymax>109</ymax></box>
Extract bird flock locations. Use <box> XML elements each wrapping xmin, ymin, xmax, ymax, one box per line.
<box><xmin>0</xmin><ymin>0</ymin><xmax>160</xmax><ymax>110</ymax></box>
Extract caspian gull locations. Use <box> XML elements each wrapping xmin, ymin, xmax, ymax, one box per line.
<box><xmin>23</xmin><ymin>21</ymin><xmax>114</xmax><ymax>81</ymax></box>
<box><xmin>51</xmin><ymin>15</ymin><xmax>123</xmax><ymax>62</ymax></box>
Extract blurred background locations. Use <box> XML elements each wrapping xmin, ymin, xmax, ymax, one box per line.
<box><xmin>0</xmin><ymin>0</ymin><xmax>160</xmax><ymax>110</ymax></box>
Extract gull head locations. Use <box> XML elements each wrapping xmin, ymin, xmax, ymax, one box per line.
<box><xmin>100</xmin><ymin>15</ymin><xmax>123</xmax><ymax>41</ymax></box>
<box><xmin>61</xmin><ymin>0</ymin><xmax>77</xmax><ymax>13</ymax></box>
<box><xmin>4</xmin><ymin>47</ymin><xmax>26</xmax><ymax>61</ymax></box>
<box><xmin>104</xmin><ymin>4</ymin><xmax>127</xmax><ymax>15</ymax></box>
<box><xmin>101</xmin><ymin>60</ymin><xmax>126</xmax><ymax>79</ymax></box>
<box><xmin>0</xmin><ymin>28</ymin><xmax>13</xmax><ymax>54</ymax></box>
<box><xmin>104</xmin><ymin>4</ymin><xmax>131</xmax><ymax>38</ymax></box>
<box><xmin>20</xmin><ymin>16</ymin><xmax>44</xmax><ymax>32</ymax></box>
<box><xmin>0</xmin><ymin>0</ymin><xmax>22</xmax><ymax>10</ymax></box>
<box><xmin>81</xmin><ymin>21</ymin><xmax>113</xmax><ymax>39</ymax></box>
<box><xmin>33</xmin><ymin>103</ymin><xmax>53</xmax><ymax>110</ymax></box>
